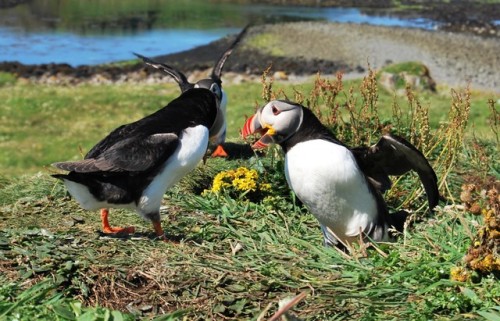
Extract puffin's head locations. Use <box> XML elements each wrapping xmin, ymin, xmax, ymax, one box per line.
<box><xmin>194</xmin><ymin>78</ymin><xmax>225</xmax><ymax>107</ymax></box>
<box><xmin>134</xmin><ymin>25</ymin><xmax>248</xmax><ymax>108</ymax></box>
<box><xmin>241</xmin><ymin>100</ymin><xmax>303</xmax><ymax>149</ymax></box>
<box><xmin>134</xmin><ymin>27</ymin><xmax>248</xmax><ymax>144</ymax></box>
<box><xmin>195</xmin><ymin>79</ymin><xmax>227</xmax><ymax>143</ymax></box>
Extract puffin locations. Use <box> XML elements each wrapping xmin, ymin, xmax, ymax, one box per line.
<box><xmin>134</xmin><ymin>25</ymin><xmax>249</xmax><ymax>158</ymax></box>
<box><xmin>241</xmin><ymin>100</ymin><xmax>439</xmax><ymax>248</ymax></box>
<box><xmin>51</xmin><ymin>84</ymin><xmax>222</xmax><ymax>240</ymax></box>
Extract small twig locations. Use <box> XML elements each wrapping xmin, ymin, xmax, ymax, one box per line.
<box><xmin>268</xmin><ymin>291</ymin><xmax>308</xmax><ymax>321</ymax></box>
<box><xmin>325</xmin><ymin>226</ymin><xmax>353</xmax><ymax>258</ymax></box>
<box><xmin>369</xmin><ymin>242</ymin><xmax>389</xmax><ymax>258</ymax></box>
<box><xmin>256</xmin><ymin>302</ymin><xmax>274</xmax><ymax>321</ymax></box>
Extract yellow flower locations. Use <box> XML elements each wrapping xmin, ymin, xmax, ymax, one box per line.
<box><xmin>206</xmin><ymin>166</ymin><xmax>272</xmax><ymax>198</ymax></box>
<box><xmin>450</xmin><ymin>266</ymin><xmax>469</xmax><ymax>282</ymax></box>
<box><xmin>260</xmin><ymin>183</ymin><xmax>272</xmax><ymax>191</ymax></box>
<box><xmin>211</xmin><ymin>171</ymin><xmax>232</xmax><ymax>193</ymax></box>
<box><xmin>468</xmin><ymin>254</ymin><xmax>500</xmax><ymax>273</ymax></box>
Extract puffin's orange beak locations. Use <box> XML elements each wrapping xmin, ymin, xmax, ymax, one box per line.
<box><xmin>241</xmin><ymin>113</ymin><xmax>275</xmax><ymax>149</ymax></box>
<box><xmin>242</xmin><ymin>114</ymin><xmax>260</xmax><ymax>137</ymax></box>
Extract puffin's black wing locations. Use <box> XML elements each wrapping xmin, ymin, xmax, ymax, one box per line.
<box><xmin>85</xmin><ymin>123</ymin><xmax>137</xmax><ymax>159</ymax></box>
<box><xmin>351</xmin><ymin>134</ymin><xmax>439</xmax><ymax>210</ymax></box>
<box><xmin>133</xmin><ymin>52</ymin><xmax>193</xmax><ymax>93</ymax></box>
<box><xmin>211</xmin><ymin>25</ymin><xmax>249</xmax><ymax>80</ymax></box>
<box><xmin>53</xmin><ymin>133</ymin><xmax>179</xmax><ymax>173</ymax></box>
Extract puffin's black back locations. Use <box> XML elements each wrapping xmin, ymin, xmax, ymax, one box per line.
<box><xmin>86</xmin><ymin>88</ymin><xmax>218</xmax><ymax>159</ymax></box>
<box><xmin>52</xmin><ymin>88</ymin><xmax>218</xmax><ymax>205</ymax></box>
<box><xmin>279</xmin><ymin>105</ymin><xmax>346</xmax><ymax>154</ymax></box>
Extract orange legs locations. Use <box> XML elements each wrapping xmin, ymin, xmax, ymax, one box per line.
<box><xmin>100</xmin><ymin>208</ymin><xmax>135</xmax><ymax>234</ymax></box>
<box><xmin>152</xmin><ymin>220</ymin><xmax>167</xmax><ymax>241</ymax></box>
<box><xmin>211</xmin><ymin>144</ymin><xmax>228</xmax><ymax>157</ymax></box>
<box><xmin>100</xmin><ymin>209</ymin><xmax>168</xmax><ymax>241</ymax></box>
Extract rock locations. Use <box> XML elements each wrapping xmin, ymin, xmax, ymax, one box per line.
<box><xmin>378</xmin><ymin>71</ymin><xmax>396</xmax><ymax>92</ymax></box>
<box><xmin>378</xmin><ymin>62</ymin><xmax>437</xmax><ymax>93</ymax></box>
<box><xmin>273</xmin><ymin>71</ymin><xmax>289</xmax><ymax>80</ymax></box>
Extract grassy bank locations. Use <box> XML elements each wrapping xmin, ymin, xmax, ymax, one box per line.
<box><xmin>0</xmin><ymin>71</ymin><xmax>499</xmax><ymax>320</ymax></box>
<box><xmin>0</xmin><ymin>73</ymin><xmax>496</xmax><ymax>176</ymax></box>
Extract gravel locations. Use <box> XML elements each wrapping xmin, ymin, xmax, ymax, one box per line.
<box><xmin>247</xmin><ymin>22</ymin><xmax>500</xmax><ymax>93</ymax></box>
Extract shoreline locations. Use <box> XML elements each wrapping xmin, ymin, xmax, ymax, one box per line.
<box><xmin>1</xmin><ymin>22</ymin><xmax>499</xmax><ymax>93</ymax></box>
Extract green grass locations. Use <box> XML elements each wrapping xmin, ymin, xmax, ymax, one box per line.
<box><xmin>0</xmin><ymin>75</ymin><xmax>495</xmax><ymax>176</ymax></box>
<box><xmin>0</xmin><ymin>71</ymin><xmax>499</xmax><ymax>320</ymax></box>
<box><xmin>381</xmin><ymin>62</ymin><xmax>428</xmax><ymax>75</ymax></box>
<box><xmin>245</xmin><ymin>33</ymin><xmax>286</xmax><ymax>56</ymax></box>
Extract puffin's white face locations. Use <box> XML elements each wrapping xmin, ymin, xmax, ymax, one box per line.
<box><xmin>195</xmin><ymin>80</ymin><xmax>226</xmax><ymax>142</ymax></box>
<box><xmin>241</xmin><ymin>100</ymin><xmax>303</xmax><ymax>148</ymax></box>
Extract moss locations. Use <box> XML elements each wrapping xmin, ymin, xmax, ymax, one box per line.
<box><xmin>245</xmin><ymin>33</ymin><xmax>285</xmax><ymax>56</ymax></box>
<box><xmin>0</xmin><ymin>72</ymin><xmax>16</xmax><ymax>86</ymax></box>
<box><xmin>381</xmin><ymin>61</ymin><xmax>428</xmax><ymax>76</ymax></box>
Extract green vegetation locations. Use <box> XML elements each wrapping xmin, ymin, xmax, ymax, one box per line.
<box><xmin>381</xmin><ymin>62</ymin><xmax>428</xmax><ymax>75</ymax></box>
<box><xmin>0</xmin><ymin>72</ymin><xmax>495</xmax><ymax>176</ymax></box>
<box><xmin>0</xmin><ymin>0</ymin><xmax>248</xmax><ymax>34</ymax></box>
<box><xmin>0</xmin><ymin>72</ymin><xmax>16</xmax><ymax>87</ymax></box>
<box><xmin>0</xmin><ymin>70</ymin><xmax>499</xmax><ymax>320</ymax></box>
<box><xmin>246</xmin><ymin>33</ymin><xmax>286</xmax><ymax>56</ymax></box>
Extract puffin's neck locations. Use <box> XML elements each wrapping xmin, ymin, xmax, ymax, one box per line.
<box><xmin>280</xmin><ymin>107</ymin><xmax>344</xmax><ymax>153</ymax></box>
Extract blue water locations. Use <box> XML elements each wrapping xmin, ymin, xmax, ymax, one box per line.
<box><xmin>0</xmin><ymin>5</ymin><xmax>438</xmax><ymax>66</ymax></box>
<box><xmin>0</xmin><ymin>27</ymin><xmax>238</xmax><ymax>66</ymax></box>
<box><xmin>250</xmin><ymin>6</ymin><xmax>438</xmax><ymax>29</ymax></box>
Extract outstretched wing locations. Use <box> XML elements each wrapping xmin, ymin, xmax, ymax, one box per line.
<box><xmin>53</xmin><ymin>133</ymin><xmax>179</xmax><ymax>173</ymax></box>
<box><xmin>352</xmin><ymin>134</ymin><xmax>439</xmax><ymax>210</ymax></box>
<box><xmin>134</xmin><ymin>52</ymin><xmax>193</xmax><ymax>93</ymax></box>
<box><xmin>211</xmin><ymin>24</ymin><xmax>250</xmax><ymax>80</ymax></box>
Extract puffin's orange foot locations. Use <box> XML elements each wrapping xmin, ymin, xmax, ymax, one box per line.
<box><xmin>100</xmin><ymin>208</ymin><xmax>135</xmax><ymax>235</ymax></box>
<box><xmin>102</xmin><ymin>226</ymin><xmax>136</xmax><ymax>235</ymax></box>
<box><xmin>152</xmin><ymin>220</ymin><xmax>175</xmax><ymax>242</ymax></box>
<box><xmin>211</xmin><ymin>145</ymin><xmax>228</xmax><ymax>157</ymax></box>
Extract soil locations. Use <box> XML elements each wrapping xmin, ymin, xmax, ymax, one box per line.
<box><xmin>1</xmin><ymin>1</ymin><xmax>499</xmax><ymax>93</ymax></box>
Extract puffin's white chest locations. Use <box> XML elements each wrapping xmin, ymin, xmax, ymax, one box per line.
<box><xmin>138</xmin><ymin>125</ymin><xmax>209</xmax><ymax>214</ymax></box>
<box><xmin>284</xmin><ymin>139</ymin><xmax>378</xmax><ymax>238</ymax></box>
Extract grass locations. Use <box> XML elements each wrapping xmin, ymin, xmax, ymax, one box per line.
<box><xmin>0</xmin><ymin>71</ymin><xmax>496</xmax><ymax>176</ymax></box>
<box><xmin>245</xmin><ymin>34</ymin><xmax>286</xmax><ymax>57</ymax></box>
<box><xmin>0</xmin><ymin>69</ymin><xmax>499</xmax><ymax>320</ymax></box>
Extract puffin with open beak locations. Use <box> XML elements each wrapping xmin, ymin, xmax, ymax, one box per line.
<box><xmin>242</xmin><ymin>100</ymin><xmax>439</xmax><ymax>248</ymax></box>
<box><xmin>134</xmin><ymin>25</ymin><xmax>249</xmax><ymax>158</ymax></box>
<box><xmin>51</xmin><ymin>71</ymin><xmax>226</xmax><ymax>241</ymax></box>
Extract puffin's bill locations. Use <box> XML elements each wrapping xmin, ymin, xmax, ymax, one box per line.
<box><xmin>241</xmin><ymin>114</ymin><xmax>260</xmax><ymax>138</ymax></box>
<box><xmin>242</xmin><ymin>113</ymin><xmax>274</xmax><ymax>149</ymax></box>
<box><xmin>251</xmin><ymin>133</ymin><xmax>274</xmax><ymax>149</ymax></box>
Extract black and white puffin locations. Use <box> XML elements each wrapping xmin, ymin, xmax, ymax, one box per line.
<box><xmin>242</xmin><ymin>100</ymin><xmax>439</xmax><ymax>248</ymax></box>
<box><xmin>52</xmin><ymin>86</ymin><xmax>221</xmax><ymax>240</ymax></box>
<box><xmin>134</xmin><ymin>25</ymin><xmax>248</xmax><ymax>157</ymax></box>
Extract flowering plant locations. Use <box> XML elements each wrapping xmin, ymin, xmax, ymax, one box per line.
<box><xmin>451</xmin><ymin>182</ymin><xmax>499</xmax><ymax>282</ymax></box>
<box><xmin>204</xmin><ymin>166</ymin><xmax>272</xmax><ymax>201</ymax></box>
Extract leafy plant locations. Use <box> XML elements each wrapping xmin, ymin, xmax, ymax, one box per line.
<box><xmin>1</xmin><ymin>67</ymin><xmax>499</xmax><ymax>320</ymax></box>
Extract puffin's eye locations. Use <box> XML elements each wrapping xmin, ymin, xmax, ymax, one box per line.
<box><xmin>210</xmin><ymin>83</ymin><xmax>221</xmax><ymax>97</ymax></box>
<box><xmin>271</xmin><ymin>105</ymin><xmax>281</xmax><ymax>115</ymax></box>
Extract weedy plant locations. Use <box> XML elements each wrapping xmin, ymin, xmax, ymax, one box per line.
<box><xmin>1</xmin><ymin>67</ymin><xmax>499</xmax><ymax>320</ymax></box>
<box><xmin>258</xmin><ymin>65</ymin><xmax>473</xmax><ymax>210</ymax></box>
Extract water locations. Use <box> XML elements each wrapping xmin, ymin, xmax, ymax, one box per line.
<box><xmin>247</xmin><ymin>6</ymin><xmax>438</xmax><ymax>29</ymax></box>
<box><xmin>0</xmin><ymin>27</ymin><xmax>238</xmax><ymax>66</ymax></box>
<box><xmin>0</xmin><ymin>1</ymin><xmax>439</xmax><ymax>66</ymax></box>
